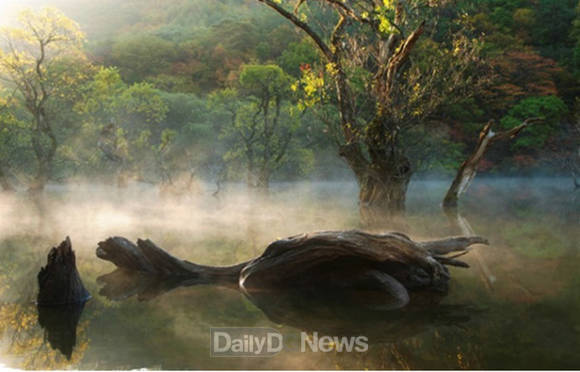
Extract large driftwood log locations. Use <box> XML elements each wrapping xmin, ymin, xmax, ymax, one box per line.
<box><xmin>443</xmin><ymin>117</ymin><xmax>542</xmax><ymax>209</ymax></box>
<box><xmin>37</xmin><ymin>237</ymin><xmax>91</xmax><ymax>305</ymax></box>
<box><xmin>96</xmin><ymin>230</ymin><xmax>487</xmax><ymax>309</ymax></box>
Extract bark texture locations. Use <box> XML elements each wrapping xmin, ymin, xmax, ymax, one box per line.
<box><xmin>96</xmin><ymin>230</ymin><xmax>488</xmax><ymax>309</ymax></box>
<box><xmin>443</xmin><ymin>117</ymin><xmax>542</xmax><ymax>209</ymax></box>
<box><xmin>37</xmin><ymin>237</ymin><xmax>90</xmax><ymax>305</ymax></box>
<box><xmin>340</xmin><ymin>144</ymin><xmax>412</xmax><ymax>223</ymax></box>
<box><xmin>257</xmin><ymin>1</ymin><xmax>430</xmax><ymax>218</ymax></box>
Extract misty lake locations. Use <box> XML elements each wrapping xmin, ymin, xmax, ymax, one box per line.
<box><xmin>0</xmin><ymin>178</ymin><xmax>578</xmax><ymax>369</ymax></box>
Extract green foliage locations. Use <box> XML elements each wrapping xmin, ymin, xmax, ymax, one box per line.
<box><xmin>239</xmin><ymin>64</ymin><xmax>291</xmax><ymax>97</ymax></box>
<box><xmin>0</xmin><ymin>0</ymin><xmax>578</xmax><ymax>186</ymax></box>
<box><xmin>117</xmin><ymin>83</ymin><xmax>169</xmax><ymax>125</ymax></box>
<box><xmin>212</xmin><ymin>64</ymin><xmax>314</xmax><ymax>187</ymax></box>
<box><xmin>278</xmin><ymin>39</ymin><xmax>320</xmax><ymax>77</ymax></box>
<box><xmin>0</xmin><ymin>94</ymin><xmax>33</xmax><ymax>175</ymax></box>
<box><xmin>72</xmin><ymin>67</ymin><xmax>171</xmax><ymax>180</ymax></box>
<box><xmin>500</xmin><ymin>96</ymin><xmax>568</xmax><ymax>150</ymax></box>
<box><xmin>571</xmin><ymin>1</ymin><xmax>580</xmax><ymax>76</ymax></box>
<box><xmin>403</xmin><ymin>124</ymin><xmax>466</xmax><ymax>174</ymax></box>
<box><xmin>111</xmin><ymin>35</ymin><xmax>178</xmax><ymax>83</ymax></box>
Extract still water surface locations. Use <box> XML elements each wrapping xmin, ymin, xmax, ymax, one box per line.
<box><xmin>0</xmin><ymin>179</ymin><xmax>578</xmax><ymax>369</ymax></box>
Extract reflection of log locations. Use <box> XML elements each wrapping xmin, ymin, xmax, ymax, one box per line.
<box><xmin>37</xmin><ymin>237</ymin><xmax>91</xmax><ymax>305</ymax></box>
<box><xmin>97</xmin><ymin>268</ymin><xmax>239</xmax><ymax>302</ymax></box>
<box><xmin>37</xmin><ymin>302</ymin><xmax>86</xmax><ymax>360</ymax></box>
<box><xmin>244</xmin><ymin>287</ymin><xmax>478</xmax><ymax>341</ymax></box>
<box><xmin>97</xmin><ymin>269</ymin><xmax>478</xmax><ymax>342</ymax></box>
<box><xmin>96</xmin><ymin>231</ymin><xmax>487</xmax><ymax>309</ymax></box>
<box><xmin>443</xmin><ymin>117</ymin><xmax>542</xmax><ymax>209</ymax></box>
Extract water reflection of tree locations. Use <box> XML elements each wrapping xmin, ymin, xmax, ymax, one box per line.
<box><xmin>0</xmin><ymin>302</ymin><xmax>89</xmax><ymax>369</ymax></box>
<box><xmin>0</xmin><ymin>237</ymin><xmax>90</xmax><ymax>369</ymax></box>
<box><xmin>96</xmin><ymin>268</ymin><xmax>478</xmax><ymax>369</ymax></box>
<box><xmin>443</xmin><ymin>207</ymin><xmax>496</xmax><ymax>290</ymax></box>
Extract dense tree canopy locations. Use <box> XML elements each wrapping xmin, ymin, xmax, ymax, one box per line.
<box><xmin>0</xmin><ymin>0</ymin><xmax>576</xmax><ymax>196</ymax></box>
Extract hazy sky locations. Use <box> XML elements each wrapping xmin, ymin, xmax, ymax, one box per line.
<box><xmin>0</xmin><ymin>0</ymin><xmax>126</xmax><ymax>39</ymax></box>
<box><xmin>0</xmin><ymin>0</ymin><xmax>49</xmax><ymax>26</ymax></box>
<box><xmin>0</xmin><ymin>0</ymin><xmax>84</xmax><ymax>26</ymax></box>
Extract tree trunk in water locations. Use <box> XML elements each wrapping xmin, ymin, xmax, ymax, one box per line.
<box><xmin>29</xmin><ymin>160</ymin><xmax>50</xmax><ymax>193</ymax></box>
<box><xmin>37</xmin><ymin>237</ymin><xmax>91</xmax><ymax>305</ymax></box>
<box><xmin>340</xmin><ymin>144</ymin><xmax>412</xmax><ymax>226</ymax></box>
<box><xmin>0</xmin><ymin>165</ymin><xmax>15</xmax><ymax>192</ymax></box>
<box><xmin>443</xmin><ymin>117</ymin><xmax>542</xmax><ymax>209</ymax></box>
<box><xmin>29</xmin><ymin>112</ymin><xmax>57</xmax><ymax>194</ymax></box>
<box><xmin>358</xmin><ymin>163</ymin><xmax>411</xmax><ymax>221</ymax></box>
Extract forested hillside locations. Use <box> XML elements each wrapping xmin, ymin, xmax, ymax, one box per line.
<box><xmin>0</xmin><ymin>0</ymin><xmax>578</xmax><ymax>194</ymax></box>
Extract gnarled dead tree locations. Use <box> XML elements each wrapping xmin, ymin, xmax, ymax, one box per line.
<box><xmin>443</xmin><ymin>117</ymin><xmax>543</xmax><ymax>209</ymax></box>
<box><xmin>96</xmin><ymin>231</ymin><xmax>487</xmax><ymax>309</ymax></box>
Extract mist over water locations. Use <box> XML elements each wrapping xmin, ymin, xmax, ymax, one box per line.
<box><xmin>0</xmin><ymin>178</ymin><xmax>578</xmax><ymax>369</ymax></box>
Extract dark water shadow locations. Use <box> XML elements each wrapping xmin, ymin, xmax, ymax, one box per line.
<box><xmin>36</xmin><ymin>301</ymin><xmax>87</xmax><ymax>360</ymax></box>
<box><xmin>244</xmin><ymin>286</ymin><xmax>477</xmax><ymax>342</ymax></box>
<box><xmin>97</xmin><ymin>269</ymin><xmax>478</xmax><ymax>343</ymax></box>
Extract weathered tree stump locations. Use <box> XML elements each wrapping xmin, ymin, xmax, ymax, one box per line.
<box><xmin>37</xmin><ymin>237</ymin><xmax>90</xmax><ymax>305</ymax></box>
<box><xmin>96</xmin><ymin>230</ymin><xmax>487</xmax><ymax>309</ymax></box>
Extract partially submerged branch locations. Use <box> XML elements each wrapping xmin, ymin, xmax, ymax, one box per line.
<box><xmin>443</xmin><ymin>117</ymin><xmax>543</xmax><ymax>209</ymax></box>
<box><xmin>96</xmin><ymin>237</ymin><xmax>248</xmax><ymax>281</ymax></box>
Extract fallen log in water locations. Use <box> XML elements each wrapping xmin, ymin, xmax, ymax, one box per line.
<box><xmin>37</xmin><ymin>237</ymin><xmax>91</xmax><ymax>306</ymax></box>
<box><xmin>96</xmin><ymin>230</ymin><xmax>487</xmax><ymax>309</ymax></box>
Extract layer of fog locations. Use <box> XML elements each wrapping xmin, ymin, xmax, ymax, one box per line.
<box><xmin>1</xmin><ymin>177</ymin><xmax>576</xmax><ymax>256</ymax></box>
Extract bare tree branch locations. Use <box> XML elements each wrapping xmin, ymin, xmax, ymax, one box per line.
<box><xmin>443</xmin><ymin>117</ymin><xmax>544</xmax><ymax>208</ymax></box>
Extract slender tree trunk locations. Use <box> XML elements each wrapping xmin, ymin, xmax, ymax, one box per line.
<box><xmin>30</xmin><ymin>160</ymin><xmax>51</xmax><ymax>193</ymax></box>
<box><xmin>443</xmin><ymin>117</ymin><xmax>541</xmax><ymax>209</ymax></box>
<box><xmin>256</xmin><ymin>170</ymin><xmax>270</xmax><ymax>190</ymax></box>
<box><xmin>29</xmin><ymin>111</ymin><xmax>57</xmax><ymax>194</ymax></box>
<box><xmin>0</xmin><ymin>164</ymin><xmax>15</xmax><ymax>192</ymax></box>
<box><xmin>442</xmin><ymin>121</ymin><xmax>495</xmax><ymax>209</ymax></box>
